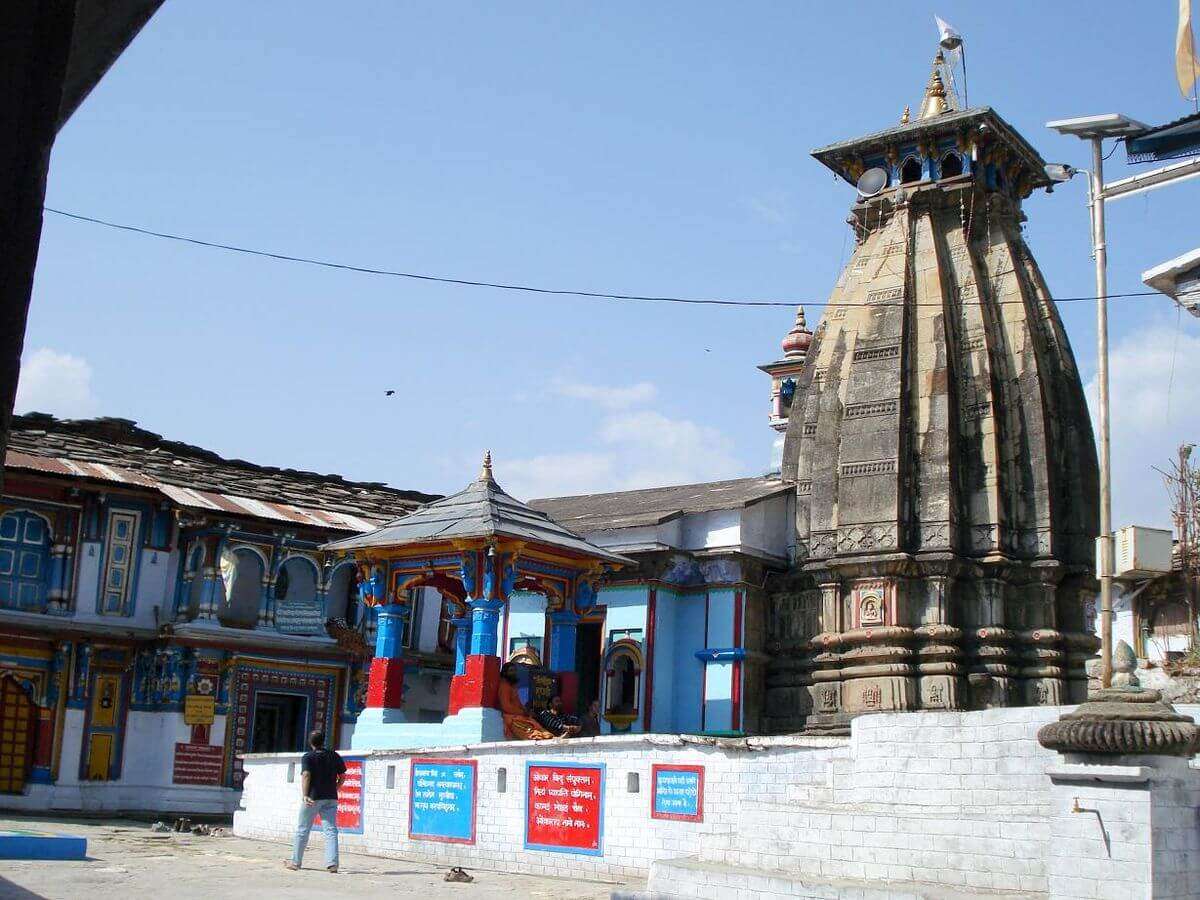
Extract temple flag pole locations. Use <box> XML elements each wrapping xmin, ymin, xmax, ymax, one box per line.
<box><xmin>935</xmin><ymin>14</ymin><xmax>966</xmax><ymax>106</ymax></box>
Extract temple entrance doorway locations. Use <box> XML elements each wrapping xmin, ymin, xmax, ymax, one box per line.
<box><xmin>251</xmin><ymin>692</ymin><xmax>307</xmax><ymax>753</ymax></box>
<box><xmin>575</xmin><ymin>621</ymin><xmax>603</xmax><ymax>715</ymax></box>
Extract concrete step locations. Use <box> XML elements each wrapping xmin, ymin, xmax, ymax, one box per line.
<box><xmin>614</xmin><ymin>856</ymin><xmax>1042</xmax><ymax>900</ymax></box>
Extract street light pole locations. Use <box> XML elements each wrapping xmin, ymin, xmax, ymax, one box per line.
<box><xmin>1046</xmin><ymin>113</ymin><xmax>1148</xmax><ymax>690</ymax></box>
<box><xmin>1089</xmin><ymin>135</ymin><xmax>1114</xmax><ymax>689</ymax></box>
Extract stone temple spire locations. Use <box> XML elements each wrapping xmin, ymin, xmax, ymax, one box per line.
<box><xmin>765</xmin><ymin>59</ymin><xmax>1100</xmax><ymax>735</ymax></box>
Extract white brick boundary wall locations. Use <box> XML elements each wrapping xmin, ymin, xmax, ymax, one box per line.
<box><xmin>235</xmin><ymin>706</ymin><xmax>1200</xmax><ymax>896</ymax></box>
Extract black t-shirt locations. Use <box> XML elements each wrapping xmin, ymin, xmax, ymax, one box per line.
<box><xmin>301</xmin><ymin>749</ymin><xmax>347</xmax><ymax>801</ymax></box>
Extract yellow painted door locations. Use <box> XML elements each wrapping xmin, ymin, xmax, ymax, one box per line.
<box><xmin>86</xmin><ymin>734</ymin><xmax>114</xmax><ymax>781</ymax></box>
<box><xmin>83</xmin><ymin>673</ymin><xmax>122</xmax><ymax>780</ymax></box>
<box><xmin>0</xmin><ymin>679</ymin><xmax>33</xmax><ymax>793</ymax></box>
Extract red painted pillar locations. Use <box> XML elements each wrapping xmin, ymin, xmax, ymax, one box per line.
<box><xmin>34</xmin><ymin>708</ymin><xmax>53</xmax><ymax>768</ymax></box>
<box><xmin>447</xmin><ymin>654</ymin><xmax>500</xmax><ymax>715</ymax></box>
<box><xmin>365</xmin><ymin>605</ymin><xmax>407</xmax><ymax>710</ymax></box>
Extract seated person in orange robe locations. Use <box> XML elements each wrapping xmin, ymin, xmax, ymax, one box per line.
<box><xmin>498</xmin><ymin>663</ymin><xmax>555</xmax><ymax>741</ymax></box>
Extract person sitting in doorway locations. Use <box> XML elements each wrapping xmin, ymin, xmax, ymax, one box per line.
<box><xmin>284</xmin><ymin>729</ymin><xmax>346</xmax><ymax>874</ymax></box>
<box><xmin>534</xmin><ymin>694</ymin><xmax>582</xmax><ymax>738</ymax></box>
<box><xmin>580</xmin><ymin>699</ymin><xmax>602</xmax><ymax>737</ymax></box>
<box><xmin>498</xmin><ymin>662</ymin><xmax>555</xmax><ymax>741</ymax></box>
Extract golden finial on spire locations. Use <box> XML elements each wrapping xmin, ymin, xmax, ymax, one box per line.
<box><xmin>479</xmin><ymin>450</ymin><xmax>494</xmax><ymax>481</ymax></box>
<box><xmin>900</xmin><ymin>105</ymin><xmax>911</xmax><ymax>125</ymax></box>
<box><xmin>918</xmin><ymin>53</ymin><xmax>949</xmax><ymax>120</ymax></box>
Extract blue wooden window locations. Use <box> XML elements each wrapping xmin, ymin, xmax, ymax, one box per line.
<box><xmin>0</xmin><ymin>511</ymin><xmax>50</xmax><ymax>611</ymax></box>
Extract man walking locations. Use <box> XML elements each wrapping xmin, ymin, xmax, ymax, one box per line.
<box><xmin>285</xmin><ymin>730</ymin><xmax>347</xmax><ymax>873</ymax></box>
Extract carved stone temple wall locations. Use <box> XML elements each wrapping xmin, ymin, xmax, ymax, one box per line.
<box><xmin>764</xmin><ymin>88</ymin><xmax>1100</xmax><ymax>734</ymax></box>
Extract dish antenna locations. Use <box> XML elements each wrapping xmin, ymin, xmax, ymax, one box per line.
<box><xmin>856</xmin><ymin>167</ymin><xmax>888</xmax><ymax>197</ymax></box>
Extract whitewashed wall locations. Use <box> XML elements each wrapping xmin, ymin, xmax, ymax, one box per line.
<box><xmin>236</xmin><ymin>706</ymin><xmax>1200</xmax><ymax>896</ymax></box>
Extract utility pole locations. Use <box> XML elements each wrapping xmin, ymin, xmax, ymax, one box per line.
<box><xmin>1089</xmin><ymin>134</ymin><xmax>1115</xmax><ymax>688</ymax></box>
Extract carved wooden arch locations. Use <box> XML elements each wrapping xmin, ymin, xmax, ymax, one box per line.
<box><xmin>512</xmin><ymin>574</ymin><xmax>564</xmax><ymax>610</ymax></box>
<box><xmin>323</xmin><ymin>558</ymin><xmax>357</xmax><ymax>590</ymax></box>
<box><xmin>224</xmin><ymin>543</ymin><xmax>269</xmax><ymax>582</ymax></box>
<box><xmin>394</xmin><ymin>572</ymin><xmax>466</xmax><ymax>607</ymax></box>
<box><xmin>0</xmin><ymin>507</ymin><xmax>54</xmax><ymax>541</ymax></box>
<box><xmin>899</xmin><ymin>154</ymin><xmax>923</xmax><ymax>184</ymax></box>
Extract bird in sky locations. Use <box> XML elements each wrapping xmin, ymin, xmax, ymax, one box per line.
<box><xmin>385</xmin><ymin>390</ymin><xmax>396</xmax><ymax>396</ymax></box>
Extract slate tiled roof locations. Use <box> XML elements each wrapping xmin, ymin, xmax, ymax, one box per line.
<box><xmin>324</xmin><ymin>461</ymin><xmax>633</xmax><ymax>566</ymax></box>
<box><xmin>529</xmin><ymin>475</ymin><xmax>790</xmax><ymax>533</ymax></box>
<box><xmin>5</xmin><ymin>413</ymin><xmax>436</xmax><ymax>531</ymax></box>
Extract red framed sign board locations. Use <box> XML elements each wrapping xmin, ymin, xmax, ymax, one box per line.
<box><xmin>315</xmin><ymin>757</ymin><xmax>364</xmax><ymax>834</ymax></box>
<box><xmin>525</xmin><ymin>761</ymin><xmax>605</xmax><ymax>856</ymax></box>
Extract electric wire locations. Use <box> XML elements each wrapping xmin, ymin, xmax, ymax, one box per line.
<box><xmin>44</xmin><ymin>206</ymin><xmax>1163</xmax><ymax>309</ymax></box>
<box><xmin>1167</xmin><ymin>302</ymin><xmax>1183</xmax><ymax>425</ymax></box>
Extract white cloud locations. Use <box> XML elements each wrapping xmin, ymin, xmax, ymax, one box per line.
<box><xmin>742</xmin><ymin>191</ymin><xmax>791</xmax><ymax>227</ymax></box>
<box><xmin>15</xmin><ymin>348</ymin><xmax>96</xmax><ymax>419</ymax></box>
<box><xmin>500</xmin><ymin>453</ymin><xmax>618</xmax><ymax>500</ymax></box>
<box><xmin>549</xmin><ymin>378</ymin><xmax>657</xmax><ymax>410</ymax></box>
<box><xmin>1086</xmin><ymin>319</ymin><xmax>1200</xmax><ymax>530</ymax></box>
<box><xmin>500</xmin><ymin>381</ymin><xmax>743</xmax><ymax>500</ymax></box>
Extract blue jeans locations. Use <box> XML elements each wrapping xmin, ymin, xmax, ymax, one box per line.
<box><xmin>291</xmin><ymin>798</ymin><xmax>339</xmax><ymax>869</ymax></box>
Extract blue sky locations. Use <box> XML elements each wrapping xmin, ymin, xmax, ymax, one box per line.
<box><xmin>17</xmin><ymin>1</ymin><xmax>1200</xmax><ymax>528</ymax></box>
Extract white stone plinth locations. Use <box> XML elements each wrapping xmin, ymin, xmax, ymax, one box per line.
<box><xmin>349</xmin><ymin>706</ymin><xmax>503</xmax><ymax>751</ymax></box>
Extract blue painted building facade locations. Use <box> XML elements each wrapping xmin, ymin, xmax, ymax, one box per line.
<box><xmin>0</xmin><ymin>414</ymin><xmax>445</xmax><ymax>813</ymax></box>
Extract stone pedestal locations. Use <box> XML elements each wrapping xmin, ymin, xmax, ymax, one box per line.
<box><xmin>1047</xmin><ymin>757</ymin><xmax>1200</xmax><ymax>899</ymax></box>
<box><xmin>1039</xmin><ymin>688</ymin><xmax>1200</xmax><ymax>899</ymax></box>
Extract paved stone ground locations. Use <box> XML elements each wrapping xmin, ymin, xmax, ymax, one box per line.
<box><xmin>0</xmin><ymin>816</ymin><xmax>626</xmax><ymax>900</ymax></box>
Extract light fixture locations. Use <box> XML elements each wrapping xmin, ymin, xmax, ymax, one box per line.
<box><xmin>1046</xmin><ymin>113</ymin><xmax>1148</xmax><ymax>138</ymax></box>
<box><xmin>1043</xmin><ymin>163</ymin><xmax>1078</xmax><ymax>183</ymax></box>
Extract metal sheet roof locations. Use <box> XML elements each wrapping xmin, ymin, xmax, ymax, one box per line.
<box><xmin>530</xmin><ymin>475</ymin><xmax>791</xmax><ymax>533</ymax></box>
<box><xmin>5</xmin><ymin>450</ymin><xmax>381</xmax><ymax>533</ymax></box>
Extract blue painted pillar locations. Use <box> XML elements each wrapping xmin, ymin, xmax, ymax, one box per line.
<box><xmin>199</xmin><ymin>568</ymin><xmax>222</xmax><ymax>619</ymax></box>
<box><xmin>467</xmin><ymin>599</ymin><xmax>503</xmax><ymax>656</ymax></box>
<box><xmin>374</xmin><ymin>605</ymin><xmax>410</xmax><ymax>659</ymax></box>
<box><xmin>549</xmin><ymin>610</ymin><xmax>580</xmax><ymax>673</ymax></box>
<box><xmin>452</xmin><ymin>615</ymin><xmax>472</xmax><ymax>675</ymax></box>
<box><xmin>259</xmin><ymin>581</ymin><xmax>275</xmax><ymax>627</ymax></box>
<box><xmin>45</xmin><ymin>543</ymin><xmax>68</xmax><ymax>614</ymax></box>
<box><xmin>366</xmin><ymin>604</ymin><xmax>411</xmax><ymax>710</ymax></box>
<box><xmin>197</xmin><ymin>535</ymin><xmax>224</xmax><ymax>620</ymax></box>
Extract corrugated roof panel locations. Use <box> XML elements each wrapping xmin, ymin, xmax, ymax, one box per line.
<box><xmin>5</xmin><ymin>451</ymin><xmax>376</xmax><ymax>534</ymax></box>
<box><xmin>157</xmin><ymin>484</ymin><xmax>223</xmax><ymax>511</ymax></box>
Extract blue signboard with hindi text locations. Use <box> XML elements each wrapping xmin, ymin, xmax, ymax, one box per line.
<box><xmin>651</xmin><ymin>764</ymin><xmax>704</xmax><ymax>822</ymax></box>
<box><xmin>409</xmin><ymin>758</ymin><xmax>477</xmax><ymax>844</ymax></box>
